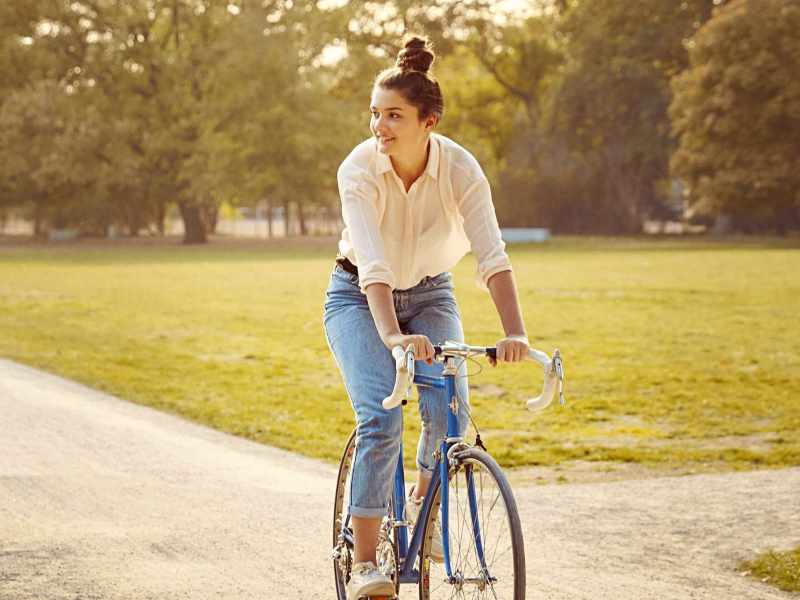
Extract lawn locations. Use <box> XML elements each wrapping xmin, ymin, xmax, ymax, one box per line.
<box><xmin>2</xmin><ymin>235</ymin><xmax>798</xmax><ymax>478</ymax></box>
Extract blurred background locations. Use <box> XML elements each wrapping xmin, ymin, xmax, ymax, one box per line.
<box><xmin>2</xmin><ymin>0</ymin><xmax>798</xmax><ymax>243</ymax></box>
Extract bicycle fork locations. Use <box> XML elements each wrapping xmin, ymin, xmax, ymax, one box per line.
<box><xmin>391</xmin><ymin>358</ymin><xmax>495</xmax><ymax>588</ymax></box>
<box><xmin>440</xmin><ymin>444</ymin><xmax>493</xmax><ymax>585</ymax></box>
<box><xmin>439</xmin><ymin>361</ymin><xmax>493</xmax><ymax>586</ymax></box>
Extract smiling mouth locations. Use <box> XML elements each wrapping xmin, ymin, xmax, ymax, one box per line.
<box><xmin>378</xmin><ymin>136</ymin><xmax>395</xmax><ymax>143</ymax></box>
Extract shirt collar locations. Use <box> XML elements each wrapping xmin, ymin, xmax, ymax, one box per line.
<box><xmin>373</xmin><ymin>135</ymin><xmax>440</xmax><ymax>181</ymax></box>
<box><xmin>425</xmin><ymin>135</ymin><xmax>440</xmax><ymax>180</ymax></box>
<box><xmin>375</xmin><ymin>144</ymin><xmax>393</xmax><ymax>176</ymax></box>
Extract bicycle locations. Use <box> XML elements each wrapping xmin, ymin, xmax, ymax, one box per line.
<box><xmin>332</xmin><ymin>340</ymin><xmax>565</xmax><ymax>599</ymax></box>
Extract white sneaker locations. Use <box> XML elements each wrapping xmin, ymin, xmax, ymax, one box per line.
<box><xmin>347</xmin><ymin>561</ymin><xmax>394</xmax><ymax>599</ymax></box>
<box><xmin>406</xmin><ymin>486</ymin><xmax>444</xmax><ymax>562</ymax></box>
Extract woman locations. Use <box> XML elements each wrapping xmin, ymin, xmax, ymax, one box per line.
<box><xmin>323</xmin><ymin>35</ymin><xmax>530</xmax><ymax>599</ymax></box>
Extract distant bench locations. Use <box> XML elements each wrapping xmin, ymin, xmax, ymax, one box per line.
<box><xmin>500</xmin><ymin>228</ymin><xmax>550</xmax><ymax>243</ymax></box>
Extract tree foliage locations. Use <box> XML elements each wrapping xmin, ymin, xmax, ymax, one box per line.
<box><xmin>670</xmin><ymin>0</ymin><xmax>800</xmax><ymax>233</ymax></box>
<box><xmin>543</xmin><ymin>0</ymin><xmax>716</xmax><ymax>233</ymax></box>
<box><xmin>1</xmin><ymin>0</ymin><xmax>797</xmax><ymax>240</ymax></box>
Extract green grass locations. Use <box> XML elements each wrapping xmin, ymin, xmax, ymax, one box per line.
<box><xmin>1</xmin><ymin>234</ymin><xmax>799</xmax><ymax>474</ymax></box>
<box><xmin>740</xmin><ymin>546</ymin><xmax>800</xmax><ymax>593</ymax></box>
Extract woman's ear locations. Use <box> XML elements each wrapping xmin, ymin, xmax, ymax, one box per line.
<box><xmin>425</xmin><ymin>115</ymin><xmax>438</xmax><ymax>130</ymax></box>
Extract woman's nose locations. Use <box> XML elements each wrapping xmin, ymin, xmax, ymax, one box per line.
<box><xmin>373</xmin><ymin>114</ymin><xmax>389</xmax><ymax>132</ymax></box>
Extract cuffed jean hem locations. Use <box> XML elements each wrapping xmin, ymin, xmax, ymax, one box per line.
<box><xmin>349</xmin><ymin>505</ymin><xmax>391</xmax><ymax>518</ymax></box>
<box><xmin>416</xmin><ymin>460</ymin><xmax>437</xmax><ymax>474</ymax></box>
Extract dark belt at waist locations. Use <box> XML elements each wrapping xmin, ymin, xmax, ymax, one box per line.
<box><xmin>335</xmin><ymin>256</ymin><xmax>359</xmax><ymax>277</ymax></box>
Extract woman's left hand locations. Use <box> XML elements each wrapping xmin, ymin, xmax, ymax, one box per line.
<box><xmin>489</xmin><ymin>335</ymin><xmax>530</xmax><ymax>367</ymax></box>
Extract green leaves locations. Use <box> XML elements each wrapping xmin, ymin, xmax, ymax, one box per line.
<box><xmin>670</xmin><ymin>0</ymin><xmax>800</xmax><ymax>232</ymax></box>
<box><xmin>1</xmin><ymin>0</ymin><xmax>797</xmax><ymax>237</ymax></box>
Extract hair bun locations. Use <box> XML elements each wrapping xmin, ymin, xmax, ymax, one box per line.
<box><xmin>396</xmin><ymin>35</ymin><xmax>434</xmax><ymax>73</ymax></box>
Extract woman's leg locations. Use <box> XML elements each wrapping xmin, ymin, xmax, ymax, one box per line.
<box><xmin>400</xmin><ymin>281</ymin><xmax>470</xmax><ymax>497</ymax></box>
<box><xmin>324</xmin><ymin>269</ymin><xmax>402</xmax><ymax>564</ymax></box>
<box><xmin>351</xmin><ymin>517</ymin><xmax>382</xmax><ymax>564</ymax></box>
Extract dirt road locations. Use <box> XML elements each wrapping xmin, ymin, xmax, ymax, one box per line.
<box><xmin>1</xmin><ymin>358</ymin><xmax>797</xmax><ymax>599</ymax></box>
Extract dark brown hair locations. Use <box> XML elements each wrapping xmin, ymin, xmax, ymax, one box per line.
<box><xmin>375</xmin><ymin>35</ymin><xmax>444</xmax><ymax>122</ymax></box>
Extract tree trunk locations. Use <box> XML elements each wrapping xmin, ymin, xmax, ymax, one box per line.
<box><xmin>203</xmin><ymin>199</ymin><xmax>218</xmax><ymax>234</ymax></box>
<box><xmin>282</xmin><ymin>200</ymin><xmax>291</xmax><ymax>237</ymax></box>
<box><xmin>33</xmin><ymin>200</ymin><xmax>44</xmax><ymax>238</ymax></box>
<box><xmin>265</xmin><ymin>198</ymin><xmax>272</xmax><ymax>239</ymax></box>
<box><xmin>297</xmin><ymin>201</ymin><xmax>307</xmax><ymax>236</ymax></box>
<box><xmin>128</xmin><ymin>213</ymin><xmax>141</xmax><ymax>237</ymax></box>
<box><xmin>178</xmin><ymin>201</ymin><xmax>207</xmax><ymax>244</ymax></box>
<box><xmin>156</xmin><ymin>198</ymin><xmax>166</xmax><ymax>236</ymax></box>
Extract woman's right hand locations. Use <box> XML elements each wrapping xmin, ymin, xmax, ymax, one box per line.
<box><xmin>384</xmin><ymin>333</ymin><xmax>435</xmax><ymax>365</ymax></box>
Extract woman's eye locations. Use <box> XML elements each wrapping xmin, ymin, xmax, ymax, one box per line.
<box><xmin>390</xmin><ymin>113</ymin><xmax>400</xmax><ymax>119</ymax></box>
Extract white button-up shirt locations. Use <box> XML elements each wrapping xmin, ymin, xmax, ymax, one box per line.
<box><xmin>337</xmin><ymin>133</ymin><xmax>512</xmax><ymax>293</ymax></box>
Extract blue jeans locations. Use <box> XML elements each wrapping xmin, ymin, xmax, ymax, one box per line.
<box><xmin>323</xmin><ymin>265</ymin><xmax>470</xmax><ymax>518</ymax></box>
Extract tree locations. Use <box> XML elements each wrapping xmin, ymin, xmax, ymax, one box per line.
<box><xmin>0</xmin><ymin>1</ymin><xmax>182</xmax><ymax>238</ymax></box>
<box><xmin>670</xmin><ymin>0</ymin><xmax>800</xmax><ymax>233</ymax></box>
<box><xmin>185</xmin><ymin>1</ymin><xmax>358</xmax><ymax>238</ymax></box>
<box><xmin>548</xmin><ymin>0</ymin><xmax>717</xmax><ymax>233</ymax></box>
<box><xmin>0</xmin><ymin>81</ymin><xmax>86</xmax><ymax>235</ymax></box>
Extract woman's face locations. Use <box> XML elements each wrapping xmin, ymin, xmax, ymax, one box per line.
<box><xmin>370</xmin><ymin>86</ymin><xmax>435</xmax><ymax>157</ymax></box>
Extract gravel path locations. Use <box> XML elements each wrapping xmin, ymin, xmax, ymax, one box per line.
<box><xmin>1</xmin><ymin>358</ymin><xmax>797</xmax><ymax>599</ymax></box>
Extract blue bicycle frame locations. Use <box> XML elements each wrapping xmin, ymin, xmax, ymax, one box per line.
<box><xmin>390</xmin><ymin>358</ymin><xmax>488</xmax><ymax>585</ymax></box>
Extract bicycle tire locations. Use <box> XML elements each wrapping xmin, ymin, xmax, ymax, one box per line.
<box><xmin>332</xmin><ymin>428</ymin><xmax>357</xmax><ymax>600</ymax></box>
<box><xmin>419</xmin><ymin>447</ymin><xmax>526</xmax><ymax>600</ymax></box>
<box><xmin>332</xmin><ymin>428</ymin><xmax>400</xmax><ymax>599</ymax></box>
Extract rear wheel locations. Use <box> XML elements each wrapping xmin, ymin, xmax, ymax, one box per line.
<box><xmin>419</xmin><ymin>448</ymin><xmax>525</xmax><ymax>600</ymax></box>
<box><xmin>332</xmin><ymin>429</ymin><xmax>357</xmax><ymax>599</ymax></box>
<box><xmin>333</xmin><ymin>429</ymin><xmax>400</xmax><ymax>599</ymax></box>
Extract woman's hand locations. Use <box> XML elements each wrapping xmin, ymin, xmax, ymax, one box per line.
<box><xmin>489</xmin><ymin>335</ymin><xmax>529</xmax><ymax>367</ymax></box>
<box><xmin>384</xmin><ymin>333</ymin><xmax>435</xmax><ymax>365</ymax></box>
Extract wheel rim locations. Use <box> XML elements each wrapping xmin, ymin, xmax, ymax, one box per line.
<box><xmin>333</xmin><ymin>430</ymin><xmax>356</xmax><ymax>599</ymax></box>
<box><xmin>421</xmin><ymin>457</ymin><xmax>521</xmax><ymax>600</ymax></box>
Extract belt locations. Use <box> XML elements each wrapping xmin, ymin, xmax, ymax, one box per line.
<box><xmin>335</xmin><ymin>256</ymin><xmax>359</xmax><ymax>277</ymax></box>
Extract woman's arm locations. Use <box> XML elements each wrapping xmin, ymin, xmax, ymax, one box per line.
<box><xmin>365</xmin><ymin>283</ymin><xmax>435</xmax><ymax>363</ymax></box>
<box><xmin>487</xmin><ymin>270</ymin><xmax>530</xmax><ymax>364</ymax></box>
<box><xmin>452</xmin><ymin>159</ymin><xmax>527</xmax><ymax>364</ymax></box>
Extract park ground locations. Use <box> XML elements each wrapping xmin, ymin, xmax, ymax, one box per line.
<box><xmin>2</xmin><ymin>234</ymin><xmax>799</xmax><ymax>594</ymax></box>
<box><xmin>1</xmin><ymin>234</ymin><xmax>799</xmax><ymax>483</ymax></box>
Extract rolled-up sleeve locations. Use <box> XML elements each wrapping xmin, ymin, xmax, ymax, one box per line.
<box><xmin>337</xmin><ymin>164</ymin><xmax>396</xmax><ymax>293</ymax></box>
<box><xmin>457</xmin><ymin>177</ymin><xmax>512</xmax><ymax>289</ymax></box>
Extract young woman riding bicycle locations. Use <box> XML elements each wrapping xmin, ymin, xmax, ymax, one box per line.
<box><xmin>323</xmin><ymin>35</ymin><xmax>530</xmax><ymax>600</ymax></box>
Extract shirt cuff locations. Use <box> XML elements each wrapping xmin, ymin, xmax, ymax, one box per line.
<box><xmin>358</xmin><ymin>260</ymin><xmax>396</xmax><ymax>294</ymax></box>
<box><xmin>475</xmin><ymin>258</ymin><xmax>513</xmax><ymax>291</ymax></box>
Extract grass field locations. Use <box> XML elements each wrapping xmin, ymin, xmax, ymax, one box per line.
<box><xmin>1</xmin><ymin>235</ymin><xmax>798</xmax><ymax>480</ymax></box>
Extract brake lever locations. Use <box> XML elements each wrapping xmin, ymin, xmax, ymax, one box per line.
<box><xmin>403</xmin><ymin>344</ymin><xmax>415</xmax><ymax>402</ymax></box>
<box><xmin>552</xmin><ymin>349</ymin><xmax>566</xmax><ymax>405</ymax></box>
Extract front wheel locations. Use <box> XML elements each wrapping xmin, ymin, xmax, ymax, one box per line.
<box><xmin>419</xmin><ymin>448</ymin><xmax>526</xmax><ymax>600</ymax></box>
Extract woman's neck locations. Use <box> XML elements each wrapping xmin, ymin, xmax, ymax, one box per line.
<box><xmin>390</xmin><ymin>138</ymin><xmax>430</xmax><ymax>192</ymax></box>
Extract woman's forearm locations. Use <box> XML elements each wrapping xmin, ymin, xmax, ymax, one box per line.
<box><xmin>487</xmin><ymin>270</ymin><xmax>527</xmax><ymax>338</ymax></box>
<box><xmin>364</xmin><ymin>283</ymin><xmax>402</xmax><ymax>347</ymax></box>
